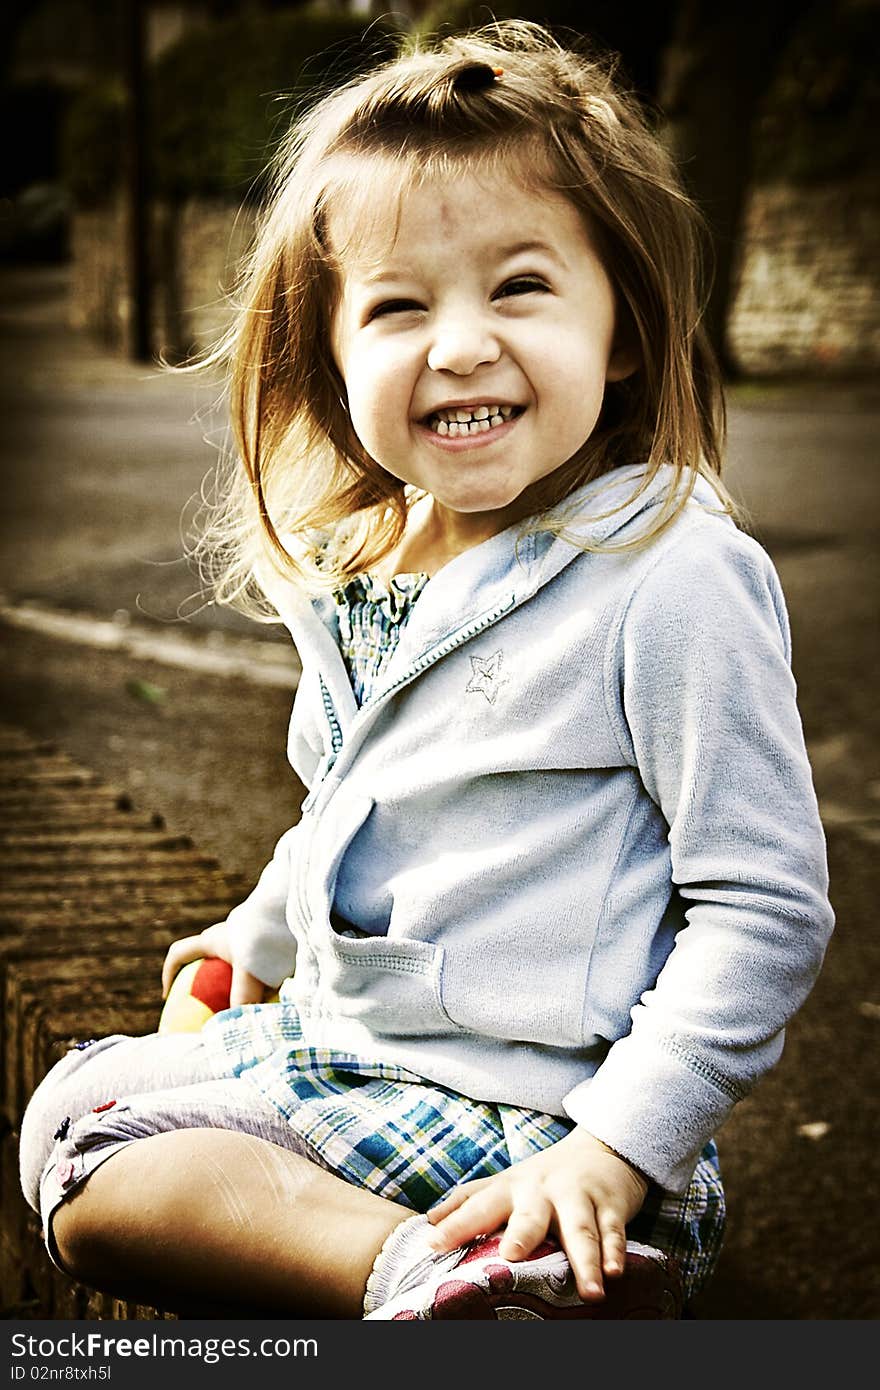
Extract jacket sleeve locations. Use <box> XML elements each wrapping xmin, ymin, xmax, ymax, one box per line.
<box><xmin>562</xmin><ymin>521</ymin><xmax>835</xmax><ymax>1191</ymax></box>
<box><xmin>223</xmin><ymin>823</ymin><xmax>300</xmax><ymax>988</ymax></box>
<box><xmin>221</xmin><ymin>632</ymin><xmax>326</xmax><ymax>989</ymax></box>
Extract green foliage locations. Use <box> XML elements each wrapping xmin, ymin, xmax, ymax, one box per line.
<box><xmin>753</xmin><ymin>1</ymin><xmax>880</xmax><ymax>184</ymax></box>
<box><xmin>150</xmin><ymin>10</ymin><xmax>399</xmax><ymax>201</ymax></box>
<box><xmin>60</xmin><ymin>80</ymin><xmax>126</xmax><ymax>207</ymax></box>
<box><xmin>416</xmin><ymin>0</ymin><xmax>582</xmax><ymax>38</ymax></box>
<box><xmin>59</xmin><ymin>1</ymin><xmax>877</xmax><ymax>204</ymax></box>
<box><xmin>11</xmin><ymin>0</ymin><xmax>124</xmax><ymax>79</ymax></box>
<box><xmin>414</xmin><ymin>0</ymin><xmax>673</xmax><ymax>97</ymax></box>
<box><xmin>126</xmin><ymin>678</ymin><xmax>167</xmax><ymax>707</ymax></box>
<box><xmin>61</xmin><ymin>9</ymin><xmax>401</xmax><ymax>206</ymax></box>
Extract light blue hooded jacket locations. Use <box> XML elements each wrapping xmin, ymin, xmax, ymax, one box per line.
<box><xmin>225</xmin><ymin>464</ymin><xmax>834</xmax><ymax>1192</ymax></box>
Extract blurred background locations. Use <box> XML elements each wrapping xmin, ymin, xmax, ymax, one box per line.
<box><xmin>2</xmin><ymin>0</ymin><xmax>879</xmax><ymax>373</ymax></box>
<box><xmin>0</xmin><ymin>0</ymin><xmax>878</xmax><ymax>1321</ymax></box>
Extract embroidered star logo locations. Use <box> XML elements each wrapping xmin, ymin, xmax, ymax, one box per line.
<box><xmin>466</xmin><ymin>650</ymin><xmax>508</xmax><ymax>704</ymax></box>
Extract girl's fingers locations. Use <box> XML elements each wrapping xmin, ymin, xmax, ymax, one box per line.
<box><xmin>229</xmin><ymin>965</ymin><xmax>267</xmax><ymax>1007</ymax></box>
<box><xmin>426</xmin><ymin>1179</ymin><xmax>489</xmax><ymax>1223</ymax></box>
<box><xmin>160</xmin><ymin>925</ymin><xmax>230</xmax><ymax>997</ymax></box>
<box><xmin>161</xmin><ymin>935</ymin><xmax>209</xmax><ymax>997</ymax></box>
<box><xmin>496</xmin><ymin>1199</ymin><xmax>553</xmax><ymax>1262</ymax></box>
<box><xmin>428</xmin><ymin>1186</ymin><xmax>511</xmax><ymax>1252</ymax></box>
<box><xmin>553</xmin><ymin>1205</ymin><xmax>606</xmax><ymax>1301</ymax></box>
<box><xmin>596</xmin><ymin>1212</ymin><xmax>628</xmax><ymax>1278</ymax></box>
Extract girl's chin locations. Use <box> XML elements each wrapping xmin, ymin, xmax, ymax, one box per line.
<box><xmin>428</xmin><ymin>490</ymin><xmax>537</xmax><ymax>525</ymax></box>
<box><xmin>430</xmin><ymin>486</ymin><xmax>523</xmax><ymax>511</ymax></box>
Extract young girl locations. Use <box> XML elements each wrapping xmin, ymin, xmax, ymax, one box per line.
<box><xmin>19</xmin><ymin>23</ymin><xmax>834</xmax><ymax>1320</ymax></box>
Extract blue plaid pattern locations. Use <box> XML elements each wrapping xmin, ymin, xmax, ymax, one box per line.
<box><xmin>204</xmin><ymin>1001</ymin><xmax>724</xmax><ymax>1300</ymax></box>
<box><xmin>333</xmin><ymin>572</ymin><xmax>429</xmax><ymax>706</ymax></box>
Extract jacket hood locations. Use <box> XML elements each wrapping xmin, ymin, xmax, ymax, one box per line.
<box><xmin>532</xmin><ymin>463</ymin><xmax>730</xmax><ymax>588</ymax></box>
<box><xmin>260</xmin><ymin>463</ymin><xmax>731</xmax><ymax>680</ymax></box>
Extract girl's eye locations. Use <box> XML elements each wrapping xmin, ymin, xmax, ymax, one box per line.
<box><xmin>367</xmin><ymin>299</ymin><xmax>423</xmax><ymax>321</ymax></box>
<box><xmin>494</xmin><ymin>276</ymin><xmax>549</xmax><ymax>300</ymax></box>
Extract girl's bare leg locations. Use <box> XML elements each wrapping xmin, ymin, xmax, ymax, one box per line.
<box><xmin>52</xmin><ymin>1128</ymin><xmax>410</xmax><ymax>1317</ymax></box>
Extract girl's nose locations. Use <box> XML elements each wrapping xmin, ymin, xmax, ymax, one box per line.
<box><xmin>426</xmin><ymin>314</ymin><xmax>501</xmax><ymax>376</ymax></box>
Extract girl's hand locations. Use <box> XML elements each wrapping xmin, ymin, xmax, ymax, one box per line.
<box><xmin>426</xmin><ymin>1127</ymin><xmax>649</xmax><ymax>1302</ymax></box>
<box><xmin>161</xmin><ymin>923</ymin><xmax>268</xmax><ymax>1007</ymax></box>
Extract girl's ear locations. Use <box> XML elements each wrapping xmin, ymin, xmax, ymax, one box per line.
<box><xmin>606</xmin><ymin>343</ymin><xmax>640</xmax><ymax>383</ymax></box>
<box><xmin>603</xmin><ymin>330</ymin><xmax>639</xmax><ymax>380</ymax></box>
<box><xmin>606</xmin><ymin>296</ymin><xmax>641</xmax><ymax>383</ymax></box>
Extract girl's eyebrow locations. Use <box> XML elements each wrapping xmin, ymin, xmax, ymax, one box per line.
<box><xmin>352</xmin><ymin>239</ymin><xmax>568</xmax><ymax>287</ymax></box>
<box><xmin>356</xmin><ymin>266</ymin><xmax>416</xmax><ymax>287</ymax></box>
<box><xmin>496</xmin><ymin>239</ymin><xmax>567</xmax><ymax>266</ymax></box>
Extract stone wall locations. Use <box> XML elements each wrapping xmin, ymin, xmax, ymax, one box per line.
<box><xmin>69</xmin><ymin>176</ymin><xmax>880</xmax><ymax>375</ymax></box>
<box><xmin>68</xmin><ymin>202</ymin><xmax>128</xmax><ymax>349</ymax></box>
<box><xmin>0</xmin><ymin>723</ymin><xmax>248</xmax><ymax>1317</ymax></box>
<box><xmin>69</xmin><ymin>199</ymin><xmax>257</xmax><ymax>361</ymax></box>
<box><xmin>727</xmin><ymin>174</ymin><xmax>880</xmax><ymax>376</ymax></box>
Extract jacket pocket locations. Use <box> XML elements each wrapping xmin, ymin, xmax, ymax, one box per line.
<box><xmin>323</xmin><ymin>935</ymin><xmax>465</xmax><ymax>1039</ymax></box>
<box><xmin>293</xmin><ymin>792</ymin><xmax>465</xmax><ymax>1040</ymax></box>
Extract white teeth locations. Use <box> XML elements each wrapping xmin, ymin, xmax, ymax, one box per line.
<box><xmin>427</xmin><ymin>404</ymin><xmax>520</xmax><ymax>434</ymax></box>
<box><xmin>433</xmin><ymin>404</ymin><xmax>505</xmax><ymax>423</ymax></box>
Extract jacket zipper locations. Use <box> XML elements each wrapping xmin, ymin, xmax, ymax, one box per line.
<box><xmin>303</xmin><ymin>594</ymin><xmax>517</xmax><ymax>816</ymax></box>
<box><xmin>296</xmin><ymin>594</ymin><xmax>517</xmax><ymax>932</ymax></box>
<box><xmin>319</xmin><ymin>675</ymin><xmax>344</xmax><ymax>754</ymax></box>
<box><xmin>367</xmin><ymin>596</ymin><xmax>517</xmax><ymax>708</ymax></box>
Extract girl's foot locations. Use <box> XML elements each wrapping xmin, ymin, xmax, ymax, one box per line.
<box><xmin>365</xmin><ymin>1230</ymin><xmax>682</xmax><ymax>1320</ymax></box>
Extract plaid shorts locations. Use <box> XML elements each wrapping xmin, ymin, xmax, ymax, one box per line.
<box><xmin>204</xmin><ymin>1001</ymin><xmax>725</xmax><ymax>1301</ymax></box>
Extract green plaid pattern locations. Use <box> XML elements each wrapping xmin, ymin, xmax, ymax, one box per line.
<box><xmin>204</xmin><ymin>1001</ymin><xmax>724</xmax><ymax>1300</ymax></box>
<box><xmin>333</xmin><ymin>572</ymin><xmax>429</xmax><ymax>706</ymax></box>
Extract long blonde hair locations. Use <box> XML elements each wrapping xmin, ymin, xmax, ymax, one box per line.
<box><xmin>195</xmin><ymin>21</ymin><xmax>734</xmax><ymax>612</ymax></box>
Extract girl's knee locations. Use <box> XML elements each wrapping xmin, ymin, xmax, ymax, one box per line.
<box><xmin>49</xmin><ymin>1188</ymin><xmax>112</xmax><ymax>1289</ymax></box>
<box><xmin>50</xmin><ymin>1193</ymin><xmax>89</xmax><ymax>1281</ymax></box>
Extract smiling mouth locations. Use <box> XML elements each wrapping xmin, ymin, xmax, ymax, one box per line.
<box><xmin>424</xmin><ymin>404</ymin><xmax>523</xmax><ymax>436</ymax></box>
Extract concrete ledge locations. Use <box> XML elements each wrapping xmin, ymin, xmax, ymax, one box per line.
<box><xmin>0</xmin><ymin>723</ymin><xmax>249</xmax><ymax>1318</ymax></box>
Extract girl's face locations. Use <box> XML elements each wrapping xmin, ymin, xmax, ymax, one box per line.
<box><xmin>329</xmin><ymin>165</ymin><xmax>635</xmax><ymax>534</ymax></box>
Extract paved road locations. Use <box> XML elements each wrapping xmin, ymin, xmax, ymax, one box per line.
<box><xmin>1</xmin><ymin>265</ymin><xmax>877</xmax><ymax>1318</ymax></box>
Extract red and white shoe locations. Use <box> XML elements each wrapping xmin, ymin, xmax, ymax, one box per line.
<box><xmin>365</xmin><ymin>1236</ymin><xmax>683</xmax><ymax>1320</ymax></box>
